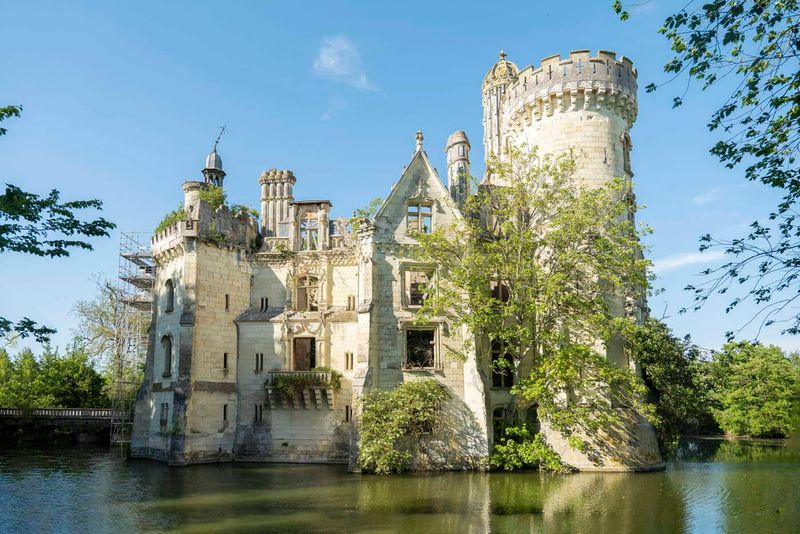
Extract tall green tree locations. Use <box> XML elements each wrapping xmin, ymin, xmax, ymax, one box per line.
<box><xmin>625</xmin><ymin>318</ymin><xmax>719</xmax><ymax>450</ymax></box>
<box><xmin>708</xmin><ymin>341</ymin><xmax>796</xmax><ymax>437</ymax></box>
<box><xmin>72</xmin><ymin>274</ymin><xmax>147</xmax><ymax>381</ymax></box>
<box><xmin>614</xmin><ymin>2</ymin><xmax>800</xmax><ymax>337</ymax></box>
<box><xmin>37</xmin><ymin>343</ymin><xmax>109</xmax><ymax>408</ymax></box>
<box><xmin>1</xmin><ymin>105</ymin><xmax>116</xmax><ymax>343</ymax></box>
<box><xmin>413</xmin><ymin>146</ymin><xmax>654</xmax><ymax>467</ymax></box>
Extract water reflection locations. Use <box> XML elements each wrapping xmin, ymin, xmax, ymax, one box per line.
<box><xmin>0</xmin><ymin>438</ymin><xmax>798</xmax><ymax>533</ymax></box>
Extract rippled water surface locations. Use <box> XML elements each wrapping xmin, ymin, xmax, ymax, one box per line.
<box><xmin>1</xmin><ymin>436</ymin><xmax>799</xmax><ymax>533</ymax></box>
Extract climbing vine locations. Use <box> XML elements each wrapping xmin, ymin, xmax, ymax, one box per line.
<box><xmin>358</xmin><ymin>379</ymin><xmax>449</xmax><ymax>474</ymax></box>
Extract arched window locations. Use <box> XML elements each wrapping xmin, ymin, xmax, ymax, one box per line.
<box><xmin>164</xmin><ymin>280</ymin><xmax>175</xmax><ymax>313</ymax></box>
<box><xmin>491</xmin><ymin>340</ymin><xmax>514</xmax><ymax>388</ymax></box>
<box><xmin>296</xmin><ymin>276</ymin><xmax>319</xmax><ymax>311</ymax></box>
<box><xmin>161</xmin><ymin>335</ymin><xmax>173</xmax><ymax>377</ymax></box>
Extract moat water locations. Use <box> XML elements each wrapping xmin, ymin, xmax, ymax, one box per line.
<box><xmin>1</xmin><ymin>436</ymin><xmax>799</xmax><ymax>533</ymax></box>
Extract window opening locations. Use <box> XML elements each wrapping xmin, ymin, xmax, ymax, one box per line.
<box><xmin>491</xmin><ymin>340</ymin><xmax>515</xmax><ymax>388</ymax></box>
<box><xmin>296</xmin><ymin>276</ymin><xmax>319</xmax><ymax>311</ymax></box>
<box><xmin>405</xmin><ymin>329</ymin><xmax>435</xmax><ymax>369</ymax></box>
<box><xmin>161</xmin><ymin>335</ymin><xmax>172</xmax><ymax>377</ymax></box>
<box><xmin>300</xmin><ymin>212</ymin><xmax>319</xmax><ymax>250</ymax></box>
<box><xmin>293</xmin><ymin>338</ymin><xmax>316</xmax><ymax>371</ymax></box>
<box><xmin>407</xmin><ymin>203</ymin><xmax>432</xmax><ymax>234</ymax></box>
<box><xmin>164</xmin><ymin>279</ymin><xmax>175</xmax><ymax>313</ymax></box>
<box><xmin>405</xmin><ymin>270</ymin><xmax>432</xmax><ymax>307</ymax></box>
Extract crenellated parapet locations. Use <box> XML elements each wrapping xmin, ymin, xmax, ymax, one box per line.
<box><xmin>504</xmin><ymin>50</ymin><xmax>637</xmax><ymax>130</ymax></box>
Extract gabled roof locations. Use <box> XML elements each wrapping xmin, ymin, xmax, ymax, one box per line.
<box><xmin>373</xmin><ymin>145</ymin><xmax>463</xmax><ymax>222</ymax></box>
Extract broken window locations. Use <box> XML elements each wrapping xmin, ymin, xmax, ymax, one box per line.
<box><xmin>405</xmin><ymin>270</ymin><xmax>432</xmax><ymax>307</ymax></box>
<box><xmin>491</xmin><ymin>340</ymin><xmax>514</xmax><ymax>388</ymax></box>
<box><xmin>161</xmin><ymin>335</ymin><xmax>172</xmax><ymax>377</ymax></box>
<box><xmin>296</xmin><ymin>275</ymin><xmax>319</xmax><ymax>311</ymax></box>
<box><xmin>300</xmin><ymin>212</ymin><xmax>319</xmax><ymax>250</ymax></box>
<box><xmin>405</xmin><ymin>329</ymin><xmax>435</xmax><ymax>369</ymax></box>
<box><xmin>407</xmin><ymin>203</ymin><xmax>432</xmax><ymax>234</ymax></box>
<box><xmin>164</xmin><ymin>279</ymin><xmax>175</xmax><ymax>313</ymax></box>
<box><xmin>490</xmin><ymin>281</ymin><xmax>510</xmax><ymax>303</ymax></box>
<box><xmin>492</xmin><ymin>407</ymin><xmax>507</xmax><ymax>443</ymax></box>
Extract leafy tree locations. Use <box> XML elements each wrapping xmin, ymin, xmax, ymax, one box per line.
<box><xmin>1</xmin><ymin>105</ymin><xmax>115</xmax><ymax>343</ymax></box>
<box><xmin>198</xmin><ymin>184</ymin><xmax>227</xmax><ymax>211</ymax></box>
<box><xmin>72</xmin><ymin>274</ymin><xmax>147</xmax><ymax>381</ymax></box>
<box><xmin>37</xmin><ymin>343</ymin><xmax>109</xmax><ymax>408</ymax></box>
<box><xmin>0</xmin><ymin>344</ymin><xmax>108</xmax><ymax>408</ymax></box>
<box><xmin>709</xmin><ymin>341</ymin><xmax>796</xmax><ymax>437</ymax></box>
<box><xmin>625</xmin><ymin>319</ymin><xmax>719</xmax><ymax>450</ymax></box>
<box><xmin>358</xmin><ymin>379</ymin><xmax>449</xmax><ymax>474</ymax></box>
<box><xmin>353</xmin><ymin>197</ymin><xmax>383</xmax><ymax>220</ymax></box>
<box><xmin>413</xmin><ymin>146</ymin><xmax>655</xmax><ymax>468</ymax></box>
<box><xmin>614</xmin><ymin>2</ymin><xmax>800</xmax><ymax>337</ymax></box>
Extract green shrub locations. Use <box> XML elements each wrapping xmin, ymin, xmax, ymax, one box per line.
<box><xmin>231</xmin><ymin>204</ymin><xmax>259</xmax><ymax>218</ymax></box>
<box><xmin>711</xmin><ymin>342</ymin><xmax>796</xmax><ymax>438</ymax></box>
<box><xmin>491</xmin><ymin>424</ymin><xmax>571</xmax><ymax>473</ymax></box>
<box><xmin>199</xmin><ymin>184</ymin><xmax>226</xmax><ymax>210</ymax></box>
<box><xmin>269</xmin><ymin>368</ymin><xmax>343</xmax><ymax>397</ymax></box>
<box><xmin>358</xmin><ymin>379</ymin><xmax>449</xmax><ymax>474</ymax></box>
<box><xmin>154</xmin><ymin>204</ymin><xmax>186</xmax><ymax>234</ymax></box>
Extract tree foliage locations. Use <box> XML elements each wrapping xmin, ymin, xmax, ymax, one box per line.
<box><xmin>1</xmin><ymin>105</ymin><xmax>115</xmax><ymax>343</ymax></box>
<box><xmin>413</xmin><ymin>146</ymin><xmax>655</xmax><ymax>467</ymax></box>
<box><xmin>199</xmin><ymin>184</ymin><xmax>227</xmax><ymax>211</ymax></box>
<box><xmin>0</xmin><ymin>344</ymin><xmax>109</xmax><ymax>408</ymax></box>
<box><xmin>154</xmin><ymin>204</ymin><xmax>186</xmax><ymax>234</ymax></box>
<box><xmin>72</xmin><ymin>274</ymin><xmax>147</xmax><ymax>381</ymax></box>
<box><xmin>708</xmin><ymin>341</ymin><xmax>797</xmax><ymax>437</ymax></box>
<box><xmin>625</xmin><ymin>319</ymin><xmax>719</xmax><ymax>450</ymax></box>
<box><xmin>358</xmin><ymin>379</ymin><xmax>449</xmax><ymax>474</ymax></box>
<box><xmin>615</xmin><ymin>2</ymin><xmax>800</xmax><ymax>337</ymax></box>
<box><xmin>353</xmin><ymin>197</ymin><xmax>384</xmax><ymax>220</ymax></box>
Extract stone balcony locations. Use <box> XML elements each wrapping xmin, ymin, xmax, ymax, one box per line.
<box><xmin>265</xmin><ymin>370</ymin><xmax>336</xmax><ymax>410</ymax></box>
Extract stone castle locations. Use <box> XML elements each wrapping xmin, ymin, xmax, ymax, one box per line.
<box><xmin>130</xmin><ymin>49</ymin><xmax>662</xmax><ymax>471</ymax></box>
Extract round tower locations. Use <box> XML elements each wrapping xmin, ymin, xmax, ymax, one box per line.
<box><xmin>482</xmin><ymin>51</ymin><xmax>519</xmax><ymax>161</ymax></box>
<box><xmin>202</xmin><ymin>148</ymin><xmax>226</xmax><ymax>188</ymax></box>
<box><xmin>483</xmin><ymin>49</ymin><xmax>637</xmax><ymax>188</ymax></box>
<box><xmin>446</xmin><ymin>130</ymin><xmax>471</xmax><ymax>208</ymax></box>
<box><xmin>259</xmin><ymin>169</ymin><xmax>296</xmax><ymax>237</ymax></box>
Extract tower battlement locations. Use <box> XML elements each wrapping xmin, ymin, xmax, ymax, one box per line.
<box><xmin>503</xmin><ymin>50</ymin><xmax>638</xmax><ymax>130</ymax></box>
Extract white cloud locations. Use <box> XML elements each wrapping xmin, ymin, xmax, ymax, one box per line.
<box><xmin>691</xmin><ymin>186</ymin><xmax>725</xmax><ymax>205</ymax></box>
<box><xmin>313</xmin><ymin>36</ymin><xmax>376</xmax><ymax>92</ymax></box>
<box><xmin>652</xmin><ymin>250</ymin><xmax>726</xmax><ymax>274</ymax></box>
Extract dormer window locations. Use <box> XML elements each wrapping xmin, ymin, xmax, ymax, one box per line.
<box><xmin>300</xmin><ymin>213</ymin><xmax>319</xmax><ymax>250</ymax></box>
<box><xmin>407</xmin><ymin>203</ymin><xmax>432</xmax><ymax>234</ymax></box>
<box><xmin>296</xmin><ymin>275</ymin><xmax>319</xmax><ymax>312</ymax></box>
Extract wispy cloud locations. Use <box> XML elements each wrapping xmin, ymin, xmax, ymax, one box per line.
<box><xmin>653</xmin><ymin>250</ymin><xmax>726</xmax><ymax>274</ymax></box>
<box><xmin>313</xmin><ymin>36</ymin><xmax>376</xmax><ymax>92</ymax></box>
<box><xmin>692</xmin><ymin>183</ymin><xmax>748</xmax><ymax>206</ymax></box>
<box><xmin>692</xmin><ymin>186</ymin><xmax>725</xmax><ymax>205</ymax></box>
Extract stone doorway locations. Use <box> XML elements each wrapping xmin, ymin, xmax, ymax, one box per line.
<box><xmin>293</xmin><ymin>337</ymin><xmax>316</xmax><ymax>371</ymax></box>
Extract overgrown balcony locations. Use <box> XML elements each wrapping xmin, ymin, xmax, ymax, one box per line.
<box><xmin>264</xmin><ymin>369</ymin><xmax>341</xmax><ymax>410</ymax></box>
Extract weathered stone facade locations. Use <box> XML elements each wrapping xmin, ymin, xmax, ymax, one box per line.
<box><xmin>131</xmin><ymin>49</ymin><xmax>662</xmax><ymax>471</ymax></box>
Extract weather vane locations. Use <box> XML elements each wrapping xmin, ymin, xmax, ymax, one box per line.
<box><xmin>213</xmin><ymin>125</ymin><xmax>226</xmax><ymax>151</ymax></box>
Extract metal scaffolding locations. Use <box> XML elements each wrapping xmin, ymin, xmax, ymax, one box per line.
<box><xmin>110</xmin><ymin>232</ymin><xmax>154</xmax><ymax>449</ymax></box>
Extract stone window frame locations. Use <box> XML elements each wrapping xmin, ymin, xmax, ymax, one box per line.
<box><xmin>490</xmin><ymin>339</ymin><xmax>515</xmax><ymax>389</ymax></box>
<box><xmin>299</xmin><ymin>211</ymin><xmax>320</xmax><ymax>251</ymax></box>
<box><xmin>400</xmin><ymin>263</ymin><xmax>436</xmax><ymax>309</ymax></box>
<box><xmin>401</xmin><ymin>323</ymin><xmax>441</xmax><ymax>371</ymax></box>
<box><xmin>163</xmin><ymin>279</ymin><xmax>175</xmax><ymax>313</ymax></box>
<box><xmin>159</xmin><ymin>402</ymin><xmax>169</xmax><ymax>432</ymax></box>
<box><xmin>161</xmin><ymin>334</ymin><xmax>173</xmax><ymax>378</ymax></box>
<box><xmin>406</xmin><ymin>201</ymin><xmax>433</xmax><ymax>235</ymax></box>
<box><xmin>295</xmin><ymin>274</ymin><xmax>320</xmax><ymax>312</ymax></box>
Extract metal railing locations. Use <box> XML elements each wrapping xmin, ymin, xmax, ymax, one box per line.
<box><xmin>0</xmin><ymin>408</ymin><xmax>119</xmax><ymax>419</ymax></box>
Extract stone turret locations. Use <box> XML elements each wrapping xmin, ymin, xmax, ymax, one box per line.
<box><xmin>482</xmin><ymin>51</ymin><xmax>519</xmax><ymax>161</ymax></box>
<box><xmin>202</xmin><ymin>148</ymin><xmax>226</xmax><ymax>188</ymax></box>
<box><xmin>446</xmin><ymin>130</ymin><xmax>470</xmax><ymax>208</ymax></box>
<box><xmin>259</xmin><ymin>169</ymin><xmax>296</xmax><ymax>237</ymax></box>
<box><xmin>484</xmin><ymin>49</ymin><xmax>638</xmax><ymax>188</ymax></box>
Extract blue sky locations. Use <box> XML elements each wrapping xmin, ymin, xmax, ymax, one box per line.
<box><xmin>1</xmin><ymin>1</ymin><xmax>794</xmax><ymax>353</ymax></box>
